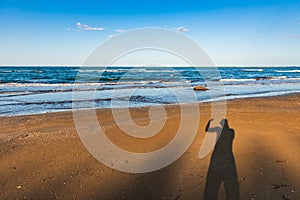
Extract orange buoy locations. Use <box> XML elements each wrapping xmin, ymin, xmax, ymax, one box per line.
<box><xmin>193</xmin><ymin>86</ymin><xmax>208</xmax><ymax>91</ymax></box>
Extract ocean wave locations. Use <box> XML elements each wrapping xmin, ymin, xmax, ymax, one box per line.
<box><xmin>220</xmin><ymin>78</ymin><xmax>256</xmax><ymax>82</ymax></box>
<box><xmin>275</xmin><ymin>70</ymin><xmax>300</xmax><ymax>73</ymax></box>
<box><xmin>139</xmin><ymin>70</ymin><xmax>174</xmax><ymax>73</ymax></box>
<box><xmin>78</xmin><ymin>69</ymin><xmax>195</xmax><ymax>73</ymax></box>
<box><xmin>0</xmin><ymin>70</ymin><xmax>14</xmax><ymax>73</ymax></box>
<box><xmin>219</xmin><ymin>76</ymin><xmax>300</xmax><ymax>82</ymax></box>
<box><xmin>255</xmin><ymin>76</ymin><xmax>287</xmax><ymax>80</ymax></box>
<box><xmin>0</xmin><ymin>79</ymin><xmax>194</xmax><ymax>87</ymax></box>
<box><xmin>78</xmin><ymin>69</ymin><xmax>105</xmax><ymax>73</ymax></box>
<box><xmin>0</xmin><ymin>83</ymin><xmax>106</xmax><ymax>87</ymax></box>
<box><xmin>78</xmin><ymin>68</ymin><xmax>148</xmax><ymax>73</ymax></box>
<box><xmin>241</xmin><ymin>69</ymin><xmax>264</xmax><ymax>72</ymax></box>
<box><xmin>283</xmin><ymin>77</ymin><xmax>300</xmax><ymax>80</ymax></box>
<box><xmin>270</xmin><ymin>76</ymin><xmax>288</xmax><ymax>80</ymax></box>
<box><xmin>0</xmin><ymin>69</ymin><xmax>44</xmax><ymax>73</ymax></box>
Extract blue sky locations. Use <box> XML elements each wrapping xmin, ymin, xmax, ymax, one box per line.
<box><xmin>0</xmin><ymin>0</ymin><xmax>300</xmax><ymax>66</ymax></box>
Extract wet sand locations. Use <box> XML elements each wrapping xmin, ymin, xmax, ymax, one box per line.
<box><xmin>0</xmin><ymin>94</ymin><xmax>299</xmax><ymax>199</ymax></box>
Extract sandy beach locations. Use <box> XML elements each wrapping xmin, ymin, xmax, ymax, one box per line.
<box><xmin>0</xmin><ymin>94</ymin><xmax>299</xmax><ymax>199</ymax></box>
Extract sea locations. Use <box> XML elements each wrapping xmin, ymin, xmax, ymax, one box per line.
<box><xmin>0</xmin><ymin>66</ymin><xmax>299</xmax><ymax>116</ymax></box>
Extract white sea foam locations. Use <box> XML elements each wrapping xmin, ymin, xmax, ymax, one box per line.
<box><xmin>269</xmin><ymin>76</ymin><xmax>287</xmax><ymax>80</ymax></box>
<box><xmin>0</xmin><ymin>83</ymin><xmax>106</xmax><ymax>87</ymax></box>
<box><xmin>242</xmin><ymin>69</ymin><xmax>264</xmax><ymax>72</ymax></box>
<box><xmin>220</xmin><ymin>78</ymin><xmax>256</xmax><ymax>82</ymax></box>
<box><xmin>275</xmin><ymin>70</ymin><xmax>300</xmax><ymax>73</ymax></box>
<box><xmin>78</xmin><ymin>69</ymin><xmax>106</xmax><ymax>73</ymax></box>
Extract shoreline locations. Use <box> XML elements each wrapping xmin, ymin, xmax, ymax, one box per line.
<box><xmin>0</xmin><ymin>93</ymin><xmax>299</xmax><ymax>199</ymax></box>
<box><xmin>1</xmin><ymin>66</ymin><xmax>300</xmax><ymax>118</ymax></box>
<box><xmin>1</xmin><ymin>91</ymin><xmax>299</xmax><ymax>119</ymax></box>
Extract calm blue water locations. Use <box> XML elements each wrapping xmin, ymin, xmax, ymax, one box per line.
<box><xmin>0</xmin><ymin>66</ymin><xmax>300</xmax><ymax>116</ymax></box>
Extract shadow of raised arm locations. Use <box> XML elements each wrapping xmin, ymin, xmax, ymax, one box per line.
<box><xmin>205</xmin><ymin>119</ymin><xmax>221</xmax><ymax>133</ymax></box>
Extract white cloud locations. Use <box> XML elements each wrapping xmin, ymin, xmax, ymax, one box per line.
<box><xmin>115</xmin><ymin>29</ymin><xmax>125</xmax><ymax>33</ymax></box>
<box><xmin>67</xmin><ymin>27</ymin><xmax>81</xmax><ymax>32</ymax></box>
<box><xmin>175</xmin><ymin>26</ymin><xmax>189</xmax><ymax>32</ymax></box>
<box><xmin>107</xmin><ymin>30</ymin><xmax>126</xmax><ymax>38</ymax></box>
<box><xmin>76</xmin><ymin>22</ymin><xmax>105</xmax><ymax>31</ymax></box>
<box><xmin>284</xmin><ymin>34</ymin><xmax>300</xmax><ymax>40</ymax></box>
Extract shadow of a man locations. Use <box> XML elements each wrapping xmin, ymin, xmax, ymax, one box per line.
<box><xmin>203</xmin><ymin>119</ymin><xmax>240</xmax><ymax>200</ymax></box>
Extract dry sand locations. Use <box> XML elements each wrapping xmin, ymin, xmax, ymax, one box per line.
<box><xmin>0</xmin><ymin>94</ymin><xmax>299</xmax><ymax>199</ymax></box>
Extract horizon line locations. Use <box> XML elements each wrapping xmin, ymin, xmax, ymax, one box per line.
<box><xmin>0</xmin><ymin>65</ymin><xmax>299</xmax><ymax>68</ymax></box>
